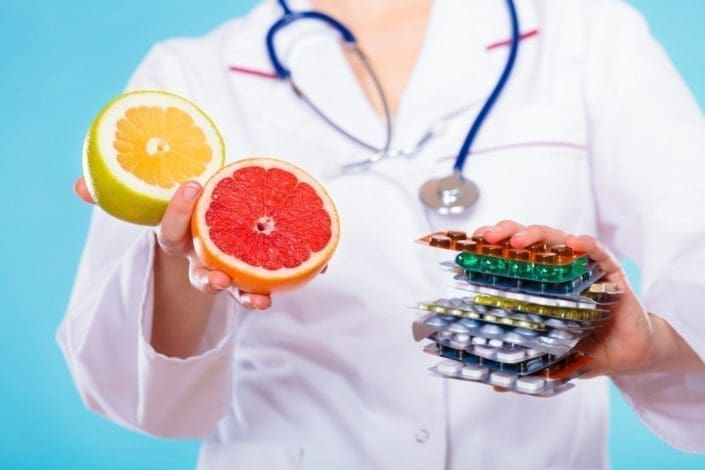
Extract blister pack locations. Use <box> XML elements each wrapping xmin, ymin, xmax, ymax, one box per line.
<box><xmin>413</xmin><ymin>313</ymin><xmax>587</xmax><ymax>356</ymax></box>
<box><xmin>425</xmin><ymin>341</ymin><xmax>560</xmax><ymax>375</ymax></box>
<box><xmin>416</xmin><ymin>299</ymin><xmax>548</xmax><ymax>331</ymax></box>
<box><xmin>411</xmin><ymin>229</ymin><xmax>622</xmax><ymax>396</ymax></box>
<box><xmin>416</xmin><ymin>297</ymin><xmax>596</xmax><ymax>332</ymax></box>
<box><xmin>428</xmin><ymin>353</ymin><xmax>593</xmax><ymax>396</ymax></box>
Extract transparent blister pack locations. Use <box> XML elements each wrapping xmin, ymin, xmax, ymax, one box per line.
<box><xmin>453</xmin><ymin>263</ymin><xmax>605</xmax><ymax>296</ymax></box>
<box><xmin>452</xmin><ymin>281</ymin><xmax>602</xmax><ymax>309</ymax></box>
<box><xmin>416</xmin><ymin>299</ymin><xmax>548</xmax><ymax>331</ymax></box>
<box><xmin>429</xmin><ymin>335</ymin><xmax>548</xmax><ymax>364</ymax></box>
<box><xmin>428</xmin><ymin>353</ymin><xmax>593</xmax><ymax>397</ymax></box>
<box><xmin>420</xmin><ymin>296</ymin><xmax>603</xmax><ymax>328</ymax></box>
<box><xmin>412</xmin><ymin>313</ymin><xmax>589</xmax><ymax>356</ymax></box>
<box><xmin>425</xmin><ymin>336</ymin><xmax>564</xmax><ymax>374</ymax></box>
<box><xmin>418</xmin><ymin>231</ymin><xmax>591</xmax><ymax>283</ymax></box>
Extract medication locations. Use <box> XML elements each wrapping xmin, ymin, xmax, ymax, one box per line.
<box><xmin>413</xmin><ymin>313</ymin><xmax>587</xmax><ymax>356</ymax></box>
<box><xmin>414</xmin><ymin>227</ymin><xmax>611</xmax><ymax>397</ymax></box>
<box><xmin>457</xmin><ymin>265</ymin><xmax>604</xmax><ymax>296</ymax></box>
<box><xmin>429</xmin><ymin>353</ymin><xmax>592</xmax><ymax>397</ymax></box>
<box><xmin>469</xmin><ymin>294</ymin><xmax>608</xmax><ymax>321</ymax></box>
<box><xmin>426</xmin><ymin>342</ymin><xmax>560</xmax><ymax>375</ymax></box>
<box><xmin>416</xmin><ymin>300</ymin><xmax>548</xmax><ymax>331</ymax></box>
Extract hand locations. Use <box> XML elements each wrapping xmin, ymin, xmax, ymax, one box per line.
<box><xmin>74</xmin><ymin>177</ymin><xmax>272</xmax><ymax>310</ymax></box>
<box><xmin>474</xmin><ymin>221</ymin><xmax>703</xmax><ymax>377</ymax></box>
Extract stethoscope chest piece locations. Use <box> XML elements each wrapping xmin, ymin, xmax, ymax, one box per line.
<box><xmin>419</xmin><ymin>172</ymin><xmax>479</xmax><ymax>215</ymax></box>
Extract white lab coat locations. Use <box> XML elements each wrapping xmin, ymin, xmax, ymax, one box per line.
<box><xmin>58</xmin><ymin>0</ymin><xmax>705</xmax><ymax>468</ymax></box>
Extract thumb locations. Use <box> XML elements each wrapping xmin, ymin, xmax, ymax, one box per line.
<box><xmin>156</xmin><ymin>181</ymin><xmax>201</xmax><ymax>255</ymax></box>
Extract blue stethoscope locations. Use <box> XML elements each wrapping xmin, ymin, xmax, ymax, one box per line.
<box><xmin>267</xmin><ymin>0</ymin><xmax>520</xmax><ymax>215</ymax></box>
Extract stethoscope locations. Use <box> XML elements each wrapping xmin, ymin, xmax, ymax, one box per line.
<box><xmin>266</xmin><ymin>0</ymin><xmax>520</xmax><ymax>215</ymax></box>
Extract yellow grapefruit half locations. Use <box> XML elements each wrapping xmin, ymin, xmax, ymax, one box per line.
<box><xmin>191</xmin><ymin>158</ymin><xmax>340</xmax><ymax>294</ymax></box>
<box><xmin>83</xmin><ymin>90</ymin><xmax>225</xmax><ymax>225</ymax></box>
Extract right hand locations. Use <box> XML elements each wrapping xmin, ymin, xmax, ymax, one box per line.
<box><xmin>74</xmin><ymin>177</ymin><xmax>272</xmax><ymax>310</ymax></box>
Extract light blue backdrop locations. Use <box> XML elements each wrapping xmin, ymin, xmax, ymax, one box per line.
<box><xmin>1</xmin><ymin>0</ymin><xmax>703</xmax><ymax>468</ymax></box>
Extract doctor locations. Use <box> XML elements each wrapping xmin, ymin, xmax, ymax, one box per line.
<box><xmin>62</xmin><ymin>0</ymin><xmax>705</xmax><ymax>468</ymax></box>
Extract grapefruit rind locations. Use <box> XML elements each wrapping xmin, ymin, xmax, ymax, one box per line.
<box><xmin>84</xmin><ymin>90</ymin><xmax>225</xmax><ymax>225</ymax></box>
<box><xmin>192</xmin><ymin>158</ymin><xmax>340</xmax><ymax>294</ymax></box>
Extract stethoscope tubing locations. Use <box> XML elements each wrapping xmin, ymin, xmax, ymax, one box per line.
<box><xmin>269</xmin><ymin>0</ymin><xmax>520</xmax><ymax>181</ymax></box>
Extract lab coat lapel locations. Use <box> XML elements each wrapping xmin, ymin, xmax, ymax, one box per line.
<box><xmin>394</xmin><ymin>0</ymin><xmax>540</xmax><ymax>149</ymax></box>
<box><xmin>222</xmin><ymin>0</ymin><xmax>385</xmax><ymax>162</ymax></box>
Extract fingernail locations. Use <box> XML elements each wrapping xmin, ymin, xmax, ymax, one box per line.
<box><xmin>514</xmin><ymin>230</ymin><xmax>528</xmax><ymax>238</ymax></box>
<box><xmin>487</xmin><ymin>227</ymin><xmax>502</xmax><ymax>232</ymax></box>
<box><xmin>183</xmin><ymin>183</ymin><xmax>200</xmax><ymax>201</ymax></box>
<box><xmin>239</xmin><ymin>292</ymin><xmax>253</xmax><ymax>309</ymax></box>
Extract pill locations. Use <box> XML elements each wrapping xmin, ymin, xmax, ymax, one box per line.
<box><xmin>455</xmin><ymin>239</ymin><xmax>478</xmax><ymax>252</ymax></box>
<box><xmin>490</xmin><ymin>371</ymin><xmax>517</xmax><ymax>387</ymax></box>
<box><xmin>461</xmin><ymin>364</ymin><xmax>489</xmax><ymax>380</ymax></box>
<box><xmin>488</xmin><ymin>308</ymin><xmax>508</xmax><ymax>317</ymax></box>
<box><xmin>439</xmin><ymin>330</ymin><xmax>454</xmax><ymax>339</ymax></box>
<box><xmin>474</xmin><ymin>345</ymin><xmax>495</xmax><ymax>357</ymax></box>
<box><xmin>430</xmin><ymin>235</ymin><xmax>452</xmax><ymax>248</ymax></box>
<box><xmin>446</xmin><ymin>230</ymin><xmax>467</xmax><ymax>241</ymax></box>
<box><xmin>497</xmin><ymin>349</ymin><xmax>526</xmax><ymax>362</ymax></box>
<box><xmin>435</xmin><ymin>299</ymin><xmax>454</xmax><ymax>307</ymax></box>
<box><xmin>549</xmin><ymin>329</ymin><xmax>574</xmax><ymax>341</ymax></box>
<box><xmin>502</xmin><ymin>332</ymin><xmax>525</xmax><ymax>345</ymax></box>
<box><xmin>526</xmin><ymin>349</ymin><xmax>542</xmax><ymax>357</ymax></box>
<box><xmin>448</xmin><ymin>322</ymin><xmax>471</xmax><ymax>334</ymax></box>
<box><xmin>516</xmin><ymin>376</ymin><xmax>546</xmax><ymax>393</ymax></box>
<box><xmin>536</xmin><ymin>336</ymin><xmax>560</xmax><ymax>346</ymax></box>
<box><xmin>481</xmin><ymin>245</ymin><xmax>504</xmax><ymax>256</ymax></box>
<box><xmin>515</xmin><ymin>328</ymin><xmax>538</xmax><ymax>337</ymax></box>
<box><xmin>489</xmin><ymin>338</ymin><xmax>504</xmax><ymax>348</ymax></box>
<box><xmin>437</xmin><ymin>360</ymin><xmax>462</xmax><ymax>376</ymax></box>
<box><xmin>472</xmin><ymin>336</ymin><xmax>488</xmax><ymax>345</ymax></box>
<box><xmin>545</xmin><ymin>319</ymin><xmax>567</xmax><ymax>329</ymax></box>
<box><xmin>535</xmin><ymin>252</ymin><xmax>557</xmax><ymax>264</ymax></box>
<box><xmin>459</xmin><ymin>318</ymin><xmax>480</xmax><ymax>329</ymax></box>
<box><xmin>453</xmin><ymin>333</ymin><xmax>471</xmax><ymax>344</ymax></box>
<box><xmin>508</xmin><ymin>249</ymin><xmax>531</xmax><ymax>261</ymax></box>
<box><xmin>425</xmin><ymin>316</ymin><xmax>447</xmax><ymax>327</ymax></box>
<box><xmin>479</xmin><ymin>324</ymin><xmax>503</xmax><ymax>335</ymax></box>
<box><xmin>474</xmin><ymin>304</ymin><xmax>489</xmax><ymax>314</ymax></box>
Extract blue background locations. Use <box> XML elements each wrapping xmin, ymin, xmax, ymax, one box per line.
<box><xmin>1</xmin><ymin>0</ymin><xmax>703</xmax><ymax>468</ymax></box>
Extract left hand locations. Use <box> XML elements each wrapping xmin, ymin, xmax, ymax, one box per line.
<box><xmin>474</xmin><ymin>221</ymin><xmax>704</xmax><ymax>377</ymax></box>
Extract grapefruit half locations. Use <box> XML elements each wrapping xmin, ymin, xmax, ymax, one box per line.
<box><xmin>192</xmin><ymin>158</ymin><xmax>340</xmax><ymax>294</ymax></box>
<box><xmin>83</xmin><ymin>90</ymin><xmax>225</xmax><ymax>225</ymax></box>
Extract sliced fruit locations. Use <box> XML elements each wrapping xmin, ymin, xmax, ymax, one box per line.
<box><xmin>192</xmin><ymin>158</ymin><xmax>340</xmax><ymax>294</ymax></box>
<box><xmin>83</xmin><ymin>90</ymin><xmax>225</xmax><ymax>225</ymax></box>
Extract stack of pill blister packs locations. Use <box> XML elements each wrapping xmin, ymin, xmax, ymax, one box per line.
<box><xmin>412</xmin><ymin>230</ymin><xmax>622</xmax><ymax>397</ymax></box>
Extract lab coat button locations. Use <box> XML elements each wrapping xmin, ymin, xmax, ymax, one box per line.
<box><xmin>415</xmin><ymin>428</ymin><xmax>430</xmax><ymax>443</ymax></box>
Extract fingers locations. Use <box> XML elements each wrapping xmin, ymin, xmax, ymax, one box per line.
<box><xmin>474</xmin><ymin>220</ymin><xmax>525</xmax><ymax>243</ymax></box>
<box><xmin>188</xmin><ymin>259</ymin><xmax>232</xmax><ymax>294</ymax></box>
<box><xmin>225</xmin><ymin>288</ymin><xmax>272</xmax><ymax>311</ymax></box>
<box><xmin>509</xmin><ymin>225</ymin><xmax>567</xmax><ymax>249</ymax></box>
<box><xmin>565</xmin><ymin>234</ymin><xmax>627</xmax><ymax>283</ymax></box>
<box><xmin>74</xmin><ymin>177</ymin><xmax>95</xmax><ymax>204</ymax></box>
<box><xmin>473</xmin><ymin>221</ymin><xmax>566</xmax><ymax>248</ymax></box>
<box><xmin>156</xmin><ymin>181</ymin><xmax>202</xmax><ymax>256</ymax></box>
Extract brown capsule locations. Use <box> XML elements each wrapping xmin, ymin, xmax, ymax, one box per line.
<box><xmin>508</xmin><ymin>249</ymin><xmax>531</xmax><ymax>261</ymax></box>
<box><xmin>528</xmin><ymin>242</ymin><xmax>548</xmax><ymax>253</ymax></box>
<box><xmin>471</xmin><ymin>235</ymin><xmax>486</xmax><ymax>244</ymax></box>
<box><xmin>534</xmin><ymin>252</ymin><xmax>557</xmax><ymax>264</ymax></box>
<box><xmin>455</xmin><ymin>239</ymin><xmax>478</xmax><ymax>252</ymax></box>
<box><xmin>446</xmin><ymin>230</ymin><xmax>467</xmax><ymax>241</ymax></box>
<box><xmin>551</xmin><ymin>245</ymin><xmax>573</xmax><ymax>256</ymax></box>
<box><xmin>481</xmin><ymin>245</ymin><xmax>504</xmax><ymax>256</ymax></box>
<box><xmin>429</xmin><ymin>235</ymin><xmax>452</xmax><ymax>248</ymax></box>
